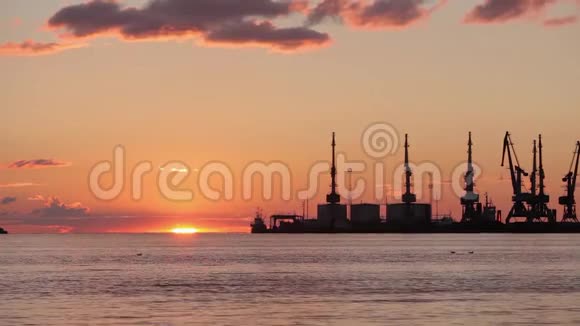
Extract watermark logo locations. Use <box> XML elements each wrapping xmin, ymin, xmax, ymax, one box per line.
<box><xmin>361</xmin><ymin>122</ymin><xmax>399</xmax><ymax>159</ymax></box>
<box><xmin>88</xmin><ymin>123</ymin><xmax>482</xmax><ymax>204</ymax></box>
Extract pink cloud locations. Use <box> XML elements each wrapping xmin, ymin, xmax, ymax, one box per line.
<box><xmin>7</xmin><ymin>159</ymin><xmax>72</xmax><ymax>169</ymax></box>
<box><xmin>0</xmin><ymin>40</ymin><xmax>84</xmax><ymax>56</ymax></box>
<box><xmin>10</xmin><ymin>17</ymin><xmax>22</xmax><ymax>27</ymax></box>
<box><xmin>544</xmin><ymin>15</ymin><xmax>578</xmax><ymax>26</ymax></box>
<box><xmin>0</xmin><ymin>183</ymin><xmax>42</xmax><ymax>188</ymax></box>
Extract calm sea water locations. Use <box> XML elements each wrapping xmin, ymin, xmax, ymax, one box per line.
<box><xmin>1</xmin><ymin>234</ymin><xmax>579</xmax><ymax>326</ymax></box>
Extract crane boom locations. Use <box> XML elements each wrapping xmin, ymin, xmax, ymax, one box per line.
<box><xmin>573</xmin><ymin>141</ymin><xmax>580</xmax><ymax>193</ymax></box>
<box><xmin>502</xmin><ymin>132</ymin><xmax>518</xmax><ymax>195</ymax></box>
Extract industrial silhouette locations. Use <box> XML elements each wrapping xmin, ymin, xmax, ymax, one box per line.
<box><xmin>252</xmin><ymin>131</ymin><xmax>580</xmax><ymax>233</ymax></box>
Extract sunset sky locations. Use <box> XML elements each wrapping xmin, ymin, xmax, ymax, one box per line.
<box><xmin>1</xmin><ymin>0</ymin><xmax>579</xmax><ymax>233</ymax></box>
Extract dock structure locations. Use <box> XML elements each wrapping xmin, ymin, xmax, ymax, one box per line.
<box><xmin>251</xmin><ymin>132</ymin><xmax>580</xmax><ymax>234</ymax></box>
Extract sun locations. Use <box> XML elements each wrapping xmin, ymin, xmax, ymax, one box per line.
<box><xmin>171</xmin><ymin>227</ymin><xmax>198</xmax><ymax>234</ymax></box>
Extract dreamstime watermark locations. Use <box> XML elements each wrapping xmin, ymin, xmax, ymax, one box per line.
<box><xmin>88</xmin><ymin>123</ymin><xmax>483</xmax><ymax>203</ymax></box>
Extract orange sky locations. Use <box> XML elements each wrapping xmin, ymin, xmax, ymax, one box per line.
<box><xmin>1</xmin><ymin>0</ymin><xmax>580</xmax><ymax>233</ymax></box>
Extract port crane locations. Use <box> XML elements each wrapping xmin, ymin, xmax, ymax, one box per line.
<box><xmin>502</xmin><ymin>132</ymin><xmax>533</xmax><ymax>223</ymax></box>
<box><xmin>400</xmin><ymin>134</ymin><xmax>418</xmax><ymax>219</ymax></box>
<box><xmin>559</xmin><ymin>141</ymin><xmax>580</xmax><ymax>223</ymax></box>
<box><xmin>402</xmin><ymin>134</ymin><xmax>417</xmax><ymax>205</ymax></box>
<box><xmin>528</xmin><ymin>135</ymin><xmax>556</xmax><ymax>223</ymax></box>
<box><xmin>326</xmin><ymin>132</ymin><xmax>340</xmax><ymax>204</ymax></box>
<box><xmin>461</xmin><ymin>132</ymin><xmax>480</xmax><ymax>223</ymax></box>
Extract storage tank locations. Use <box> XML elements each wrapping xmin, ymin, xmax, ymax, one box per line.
<box><xmin>317</xmin><ymin>203</ymin><xmax>347</xmax><ymax>228</ymax></box>
<box><xmin>386</xmin><ymin>203</ymin><xmax>431</xmax><ymax>225</ymax></box>
<box><xmin>351</xmin><ymin>203</ymin><xmax>381</xmax><ymax>226</ymax></box>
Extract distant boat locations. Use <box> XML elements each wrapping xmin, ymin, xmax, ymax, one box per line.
<box><xmin>250</xmin><ymin>210</ymin><xmax>268</xmax><ymax>234</ymax></box>
<box><xmin>0</xmin><ymin>227</ymin><xmax>7</xmax><ymax>234</ymax></box>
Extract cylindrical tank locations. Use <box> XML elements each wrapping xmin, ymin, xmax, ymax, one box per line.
<box><xmin>386</xmin><ymin>203</ymin><xmax>432</xmax><ymax>224</ymax></box>
<box><xmin>317</xmin><ymin>203</ymin><xmax>347</xmax><ymax>228</ymax></box>
<box><xmin>351</xmin><ymin>203</ymin><xmax>381</xmax><ymax>225</ymax></box>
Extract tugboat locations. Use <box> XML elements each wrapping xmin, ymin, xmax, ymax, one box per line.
<box><xmin>0</xmin><ymin>227</ymin><xmax>8</xmax><ymax>234</ymax></box>
<box><xmin>250</xmin><ymin>209</ymin><xmax>268</xmax><ymax>233</ymax></box>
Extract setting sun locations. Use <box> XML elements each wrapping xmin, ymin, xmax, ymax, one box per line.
<box><xmin>171</xmin><ymin>227</ymin><xmax>198</xmax><ymax>234</ymax></box>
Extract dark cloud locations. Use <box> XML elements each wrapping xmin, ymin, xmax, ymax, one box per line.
<box><xmin>4</xmin><ymin>0</ymin><xmax>577</xmax><ymax>57</ymax></box>
<box><xmin>1</xmin><ymin>197</ymin><xmax>17</xmax><ymax>205</ymax></box>
<box><xmin>205</xmin><ymin>21</ymin><xmax>329</xmax><ymax>50</ymax></box>
<box><xmin>33</xmin><ymin>197</ymin><xmax>90</xmax><ymax>217</ymax></box>
<box><xmin>8</xmin><ymin>159</ymin><xmax>71</xmax><ymax>169</ymax></box>
<box><xmin>307</xmin><ymin>0</ymin><xmax>344</xmax><ymax>25</ymax></box>
<box><xmin>0</xmin><ymin>40</ymin><xmax>84</xmax><ymax>56</ymax></box>
<box><xmin>46</xmin><ymin>0</ymin><xmax>329</xmax><ymax>51</ymax></box>
<box><xmin>464</xmin><ymin>0</ymin><xmax>556</xmax><ymax>24</ymax></box>
<box><xmin>307</xmin><ymin>0</ymin><xmax>446</xmax><ymax>28</ymax></box>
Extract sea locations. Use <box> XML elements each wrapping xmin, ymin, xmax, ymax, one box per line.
<box><xmin>1</xmin><ymin>234</ymin><xmax>579</xmax><ymax>326</ymax></box>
